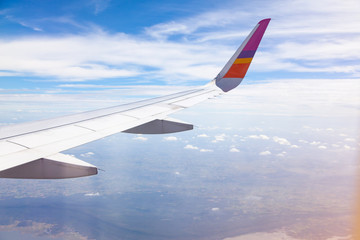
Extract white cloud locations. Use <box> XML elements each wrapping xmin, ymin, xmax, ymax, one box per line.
<box><xmin>184</xmin><ymin>144</ymin><xmax>198</xmax><ymax>150</ymax></box>
<box><xmin>212</xmin><ymin>134</ymin><xmax>226</xmax><ymax>143</ymax></box>
<box><xmin>249</xmin><ymin>127</ymin><xmax>263</xmax><ymax>132</ymax></box>
<box><xmin>197</xmin><ymin>134</ymin><xmax>209</xmax><ymax>138</ymax></box>
<box><xmin>344</xmin><ymin>145</ymin><xmax>352</xmax><ymax>150</ymax></box>
<box><xmin>211</xmin><ymin>207</ymin><xmax>220</xmax><ymax>211</ymax></box>
<box><xmin>276</xmin><ymin>152</ymin><xmax>286</xmax><ymax>157</ymax></box>
<box><xmin>91</xmin><ymin>0</ymin><xmax>111</xmax><ymax>15</ymax></box>
<box><xmin>1</xmin><ymin>13</ymin><xmax>43</xmax><ymax>32</ymax></box>
<box><xmin>290</xmin><ymin>145</ymin><xmax>299</xmax><ymax>148</ymax></box>
<box><xmin>273</xmin><ymin>136</ymin><xmax>291</xmax><ymax>145</ymax></box>
<box><xmin>0</xmin><ymin>32</ymin><xmax>221</xmax><ymax>83</ymax></box>
<box><xmin>248</xmin><ymin>134</ymin><xmax>270</xmax><ymax>140</ymax></box>
<box><xmin>345</xmin><ymin>138</ymin><xmax>356</xmax><ymax>142</ymax></box>
<box><xmin>144</xmin><ymin>10</ymin><xmax>242</xmax><ymax>40</ymax></box>
<box><xmin>230</xmin><ymin>147</ymin><xmax>240</xmax><ymax>152</ymax></box>
<box><xmin>318</xmin><ymin>145</ymin><xmax>327</xmax><ymax>149</ymax></box>
<box><xmin>200</xmin><ymin>149</ymin><xmax>213</xmax><ymax>152</ymax></box>
<box><xmin>80</xmin><ymin>151</ymin><xmax>95</xmax><ymax>157</ymax></box>
<box><xmin>259</xmin><ymin>151</ymin><xmax>271</xmax><ymax>156</ymax></box>
<box><xmin>133</xmin><ymin>135</ymin><xmax>148</xmax><ymax>141</ymax></box>
<box><xmin>259</xmin><ymin>135</ymin><xmax>270</xmax><ymax>140</ymax></box>
<box><xmin>205</xmin><ymin>81</ymin><xmax>360</xmax><ymax>120</ymax></box>
<box><xmin>84</xmin><ymin>192</ymin><xmax>100</xmax><ymax>197</ymax></box>
<box><xmin>142</xmin><ymin>0</ymin><xmax>360</xmax><ymax>77</ymax></box>
<box><xmin>163</xmin><ymin>136</ymin><xmax>178</xmax><ymax>141</ymax></box>
<box><xmin>310</xmin><ymin>141</ymin><xmax>321</xmax><ymax>145</ymax></box>
<box><xmin>0</xmin><ymin>33</ymin><xmax>218</xmax><ymax>82</ymax></box>
<box><xmin>0</xmin><ymin>0</ymin><xmax>359</xmax><ymax>84</ymax></box>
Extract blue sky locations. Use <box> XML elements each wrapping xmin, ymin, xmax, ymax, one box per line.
<box><xmin>1</xmin><ymin>0</ymin><xmax>359</xmax><ymax>92</ymax></box>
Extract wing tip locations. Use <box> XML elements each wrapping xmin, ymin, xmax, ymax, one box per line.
<box><xmin>214</xmin><ymin>18</ymin><xmax>271</xmax><ymax>92</ymax></box>
<box><xmin>259</xmin><ymin>18</ymin><xmax>271</xmax><ymax>24</ymax></box>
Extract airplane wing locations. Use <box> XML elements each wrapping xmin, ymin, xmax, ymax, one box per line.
<box><xmin>0</xmin><ymin>18</ymin><xmax>271</xmax><ymax>179</ymax></box>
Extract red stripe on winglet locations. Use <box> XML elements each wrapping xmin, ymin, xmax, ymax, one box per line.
<box><xmin>243</xmin><ymin>18</ymin><xmax>271</xmax><ymax>51</ymax></box>
<box><xmin>223</xmin><ymin>63</ymin><xmax>251</xmax><ymax>78</ymax></box>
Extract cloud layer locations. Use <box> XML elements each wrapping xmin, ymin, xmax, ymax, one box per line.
<box><xmin>0</xmin><ymin>0</ymin><xmax>359</xmax><ymax>84</ymax></box>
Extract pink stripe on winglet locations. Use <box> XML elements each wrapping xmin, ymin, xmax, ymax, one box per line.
<box><xmin>243</xmin><ymin>18</ymin><xmax>271</xmax><ymax>51</ymax></box>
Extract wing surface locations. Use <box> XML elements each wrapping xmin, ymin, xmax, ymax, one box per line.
<box><xmin>0</xmin><ymin>18</ymin><xmax>270</xmax><ymax>179</ymax></box>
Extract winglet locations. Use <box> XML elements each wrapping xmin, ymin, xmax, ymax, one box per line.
<box><xmin>215</xmin><ymin>18</ymin><xmax>271</xmax><ymax>92</ymax></box>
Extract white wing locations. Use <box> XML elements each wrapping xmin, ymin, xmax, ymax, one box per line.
<box><xmin>0</xmin><ymin>19</ymin><xmax>270</xmax><ymax>179</ymax></box>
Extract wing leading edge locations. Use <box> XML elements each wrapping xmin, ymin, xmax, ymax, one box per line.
<box><xmin>0</xmin><ymin>19</ymin><xmax>270</xmax><ymax>179</ymax></box>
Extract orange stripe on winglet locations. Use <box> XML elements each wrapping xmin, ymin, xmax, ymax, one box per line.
<box><xmin>223</xmin><ymin>63</ymin><xmax>251</xmax><ymax>78</ymax></box>
<box><xmin>234</xmin><ymin>58</ymin><xmax>252</xmax><ymax>64</ymax></box>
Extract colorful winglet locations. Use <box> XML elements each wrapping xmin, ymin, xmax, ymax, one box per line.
<box><xmin>215</xmin><ymin>18</ymin><xmax>271</xmax><ymax>92</ymax></box>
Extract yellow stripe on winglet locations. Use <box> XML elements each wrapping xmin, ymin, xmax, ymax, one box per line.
<box><xmin>234</xmin><ymin>58</ymin><xmax>252</xmax><ymax>64</ymax></box>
